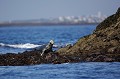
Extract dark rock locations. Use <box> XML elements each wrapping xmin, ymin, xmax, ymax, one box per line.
<box><xmin>116</xmin><ymin>7</ymin><xmax>120</xmax><ymax>16</ymax></box>
<box><xmin>57</xmin><ymin>7</ymin><xmax>120</xmax><ymax>62</ymax></box>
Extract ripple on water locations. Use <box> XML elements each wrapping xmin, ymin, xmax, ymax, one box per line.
<box><xmin>0</xmin><ymin>62</ymin><xmax>120</xmax><ymax>79</ymax></box>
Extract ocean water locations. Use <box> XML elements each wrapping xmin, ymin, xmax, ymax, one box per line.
<box><xmin>0</xmin><ymin>62</ymin><xmax>120</xmax><ymax>79</ymax></box>
<box><xmin>0</xmin><ymin>25</ymin><xmax>120</xmax><ymax>79</ymax></box>
<box><xmin>0</xmin><ymin>25</ymin><xmax>96</xmax><ymax>53</ymax></box>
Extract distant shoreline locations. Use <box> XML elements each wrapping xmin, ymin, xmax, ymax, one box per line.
<box><xmin>0</xmin><ymin>22</ymin><xmax>98</xmax><ymax>27</ymax></box>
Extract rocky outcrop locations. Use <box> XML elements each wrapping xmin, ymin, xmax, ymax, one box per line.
<box><xmin>57</xmin><ymin>7</ymin><xmax>120</xmax><ymax>62</ymax></box>
<box><xmin>0</xmin><ymin>50</ymin><xmax>81</xmax><ymax>66</ymax></box>
<box><xmin>0</xmin><ymin>8</ymin><xmax>120</xmax><ymax>66</ymax></box>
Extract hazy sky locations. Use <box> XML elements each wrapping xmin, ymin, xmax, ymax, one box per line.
<box><xmin>0</xmin><ymin>0</ymin><xmax>119</xmax><ymax>21</ymax></box>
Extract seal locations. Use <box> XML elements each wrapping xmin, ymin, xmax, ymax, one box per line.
<box><xmin>41</xmin><ymin>40</ymin><xmax>54</xmax><ymax>56</ymax></box>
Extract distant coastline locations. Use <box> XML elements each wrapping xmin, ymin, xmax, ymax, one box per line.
<box><xmin>0</xmin><ymin>22</ymin><xmax>99</xmax><ymax>26</ymax></box>
<box><xmin>0</xmin><ymin>13</ymin><xmax>106</xmax><ymax>26</ymax></box>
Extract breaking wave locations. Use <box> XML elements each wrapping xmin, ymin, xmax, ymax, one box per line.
<box><xmin>0</xmin><ymin>43</ymin><xmax>60</xmax><ymax>49</ymax></box>
<box><xmin>0</xmin><ymin>43</ymin><xmax>41</xmax><ymax>49</ymax></box>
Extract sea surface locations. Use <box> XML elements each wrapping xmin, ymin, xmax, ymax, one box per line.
<box><xmin>0</xmin><ymin>25</ymin><xmax>96</xmax><ymax>53</ymax></box>
<box><xmin>0</xmin><ymin>62</ymin><xmax>120</xmax><ymax>79</ymax></box>
<box><xmin>0</xmin><ymin>25</ymin><xmax>120</xmax><ymax>79</ymax></box>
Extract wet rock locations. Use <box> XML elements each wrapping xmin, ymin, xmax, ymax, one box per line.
<box><xmin>90</xmin><ymin>55</ymin><xmax>110</xmax><ymax>62</ymax></box>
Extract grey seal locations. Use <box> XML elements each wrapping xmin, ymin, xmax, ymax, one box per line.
<box><xmin>41</xmin><ymin>40</ymin><xmax>54</xmax><ymax>56</ymax></box>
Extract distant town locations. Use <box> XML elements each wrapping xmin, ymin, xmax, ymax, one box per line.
<box><xmin>0</xmin><ymin>12</ymin><xmax>107</xmax><ymax>26</ymax></box>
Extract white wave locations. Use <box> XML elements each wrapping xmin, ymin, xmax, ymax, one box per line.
<box><xmin>0</xmin><ymin>43</ymin><xmax>41</xmax><ymax>49</ymax></box>
<box><xmin>8</xmin><ymin>43</ymin><xmax>41</xmax><ymax>49</ymax></box>
<box><xmin>0</xmin><ymin>43</ymin><xmax>60</xmax><ymax>49</ymax></box>
<box><xmin>53</xmin><ymin>45</ymin><xmax>59</xmax><ymax>48</ymax></box>
<box><xmin>0</xmin><ymin>43</ymin><xmax>5</xmax><ymax>46</ymax></box>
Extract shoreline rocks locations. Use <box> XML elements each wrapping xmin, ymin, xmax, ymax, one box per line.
<box><xmin>0</xmin><ymin>50</ymin><xmax>81</xmax><ymax>66</ymax></box>
<box><xmin>0</xmin><ymin>8</ymin><xmax>120</xmax><ymax>66</ymax></box>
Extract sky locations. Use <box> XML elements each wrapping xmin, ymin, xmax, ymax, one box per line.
<box><xmin>0</xmin><ymin>0</ymin><xmax>119</xmax><ymax>22</ymax></box>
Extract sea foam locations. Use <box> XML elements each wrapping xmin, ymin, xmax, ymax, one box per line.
<box><xmin>0</xmin><ymin>43</ymin><xmax>41</xmax><ymax>49</ymax></box>
<box><xmin>0</xmin><ymin>43</ymin><xmax>59</xmax><ymax>49</ymax></box>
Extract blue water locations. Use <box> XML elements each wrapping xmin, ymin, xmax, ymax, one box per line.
<box><xmin>0</xmin><ymin>25</ymin><xmax>120</xmax><ymax>79</ymax></box>
<box><xmin>0</xmin><ymin>62</ymin><xmax>120</xmax><ymax>79</ymax></box>
<box><xmin>0</xmin><ymin>25</ymin><xmax>96</xmax><ymax>53</ymax></box>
